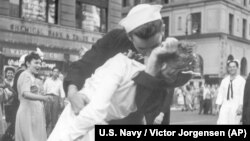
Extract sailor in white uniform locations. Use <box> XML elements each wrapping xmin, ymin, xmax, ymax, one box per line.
<box><xmin>216</xmin><ymin>60</ymin><xmax>246</xmax><ymax>124</ymax></box>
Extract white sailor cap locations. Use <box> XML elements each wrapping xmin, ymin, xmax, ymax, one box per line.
<box><xmin>119</xmin><ymin>4</ymin><xmax>163</xmax><ymax>33</ymax></box>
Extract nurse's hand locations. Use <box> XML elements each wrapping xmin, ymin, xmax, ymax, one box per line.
<box><xmin>236</xmin><ymin>105</ymin><xmax>243</xmax><ymax>115</ymax></box>
<box><xmin>153</xmin><ymin>112</ymin><xmax>164</xmax><ymax>125</ymax></box>
<box><xmin>68</xmin><ymin>92</ymin><xmax>90</xmax><ymax>115</ymax></box>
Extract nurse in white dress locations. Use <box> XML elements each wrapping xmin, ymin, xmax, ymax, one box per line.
<box><xmin>216</xmin><ymin>60</ymin><xmax>246</xmax><ymax>124</ymax></box>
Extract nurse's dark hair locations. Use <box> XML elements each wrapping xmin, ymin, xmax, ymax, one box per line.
<box><xmin>128</xmin><ymin>19</ymin><xmax>163</xmax><ymax>39</ymax></box>
<box><xmin>24</xmin><ymin>52</ymin><xmax>41</xmax><ymax>67</ymax></box>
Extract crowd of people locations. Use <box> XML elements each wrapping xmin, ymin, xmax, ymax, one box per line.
<box><xmin>173</xmin><ymin>83</ymin><xmax>219</xmax><ymax>115</ymax></box>
<box><xmin>0</xmin><ymin>3</ymin><xmax>250</xmax><ymax>141</ymax></box>
<box><xmin>0</xmin><ymin>52</ymin><xmax>66</xmax><ymax>141</ymax></box>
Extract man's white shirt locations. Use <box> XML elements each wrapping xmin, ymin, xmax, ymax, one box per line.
<box><xmin>44</xmin><ymin>77</ymin><xmax>65</xmax><ymax>98</ymax></box>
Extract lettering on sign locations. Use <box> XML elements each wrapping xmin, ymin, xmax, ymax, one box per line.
<box><xmin>3</xmin><ymin>48</ymin><xmax>64</xmax><ymax>61</ymax></box>
<box><xmin>7</xmin><ymin>58</ymin><xmax>56</xmax><ymax>69</ymax></box>
<box><xmin>9</xmin><ymin>23</ymin><xmax>102</xmax><ymax>43</ymax></box>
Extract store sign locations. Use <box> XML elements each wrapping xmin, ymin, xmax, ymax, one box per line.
<box><xmin>0</xmin><ymin>16</ymin><xmax>103</xmax><ymax>46</ymax></box>
<box><xmin>9</xmin><ymin>23</ymin><xmax>102</xmax><ymax>43</ymax></box>
<box><xmin>7</xmin><ymin>58</ymin><xmax>56</xmax><ymax>69</ymax></box>
<box><xmin>3</xmin><ymin>48</ymin><xmax>64</xmax><ymax>61</ymax></box>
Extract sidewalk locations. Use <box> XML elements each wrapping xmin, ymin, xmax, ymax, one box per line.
<box><xmin>170</xmin><ymin>106</ymin><xmax>183</xmax><ymax>111</ymax></box>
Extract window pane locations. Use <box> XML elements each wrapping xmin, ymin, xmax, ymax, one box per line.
<box><xmin>243</xmin><ymin>19</ymin><xmax>247</xmax><ymax>39</ymax></box>
<box><xmin>76</xmin><ymin>2</ymin><xmax>82</xmax><ymax>28</ymax></box>
<box><xmin>229</xmin><ymin>14</ymin><xmax>234</xmax><ymax>35</ymax></box>
<box><xmin>77</xmin><ymin>3</ymin><xmax>107</xmax><ymax>32</ymax></box>
<box><xmin>22</xmin><ymin>0</ymin><xmax>47</xmax><ymax>22</ymax></box>
<box><xmin>191</xmin><ymin>12</ymin><xmax>201</xmax><ymax>34</ymax></box>
<box><xmin>9</xmin><ymin>0</ymin><xmax>20</xmax><ymax>17</ymax></box>
<box><xmin>100</xmin><ymin>8</ymin><xmax>107</xmax><ymax>32</ymax></box>
<box><xmin>48</xmin><ymin>0</ymin><xmax>57</xmax><ymax>24</ymax></box>
<box><xmin>162</xmin><ymin>17</ymin><xmax>169</xmax><ymax>37</ymax></box>
<box><xmin>178</xmin><ymin>16</ymin><xmax>182</xmax><ymax>30</ymax></box>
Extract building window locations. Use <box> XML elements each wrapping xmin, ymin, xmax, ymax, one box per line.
<box><xmin>122</xmin><ymin>0</ymin><xmax>130</xmax><ymax>7</ymax></box>
<box><xmin>237</xmin><ymin>18</ymin><xmax>240</xmax><ymax>32</ymax></box>
<box><xmin>47</xmin><ymin>0</ymin><xmax>57</xmax><ymax>24</ymax></box>
<box><xmin>9</xmin><ymin>0</ymin><xmax>20</xmax><ymax>18</ymax></box>
<box><xmin>227</xmin><ymin>54</ymin><xmax>234</xmax><ymax>62</ymax></box>
<box><xmin>147</xmin><ymin>0</ymin><xmax>154</xmax><ymax>3</ymax></box>
<box><xmin>76</xmin><ymin>2</ymin><xmax>107</xmax><ymax>33</ymax></box>
<box><xmin>162</xmin><ymin>16</ymin><xmax>169</xmax><ymax>37</ymax></box>
<box><xmin>162</xmin><ymin>0</ymin><xmax>169</xmax><ymax>4</ymax></box>
<box><xmin>191</xmin><ymin>12</ymin><xmax>201</xmax><ymax>34</ymax></box>
<box><xmin>240</xmin><ymin>57</ymin><xmax>247</xmax><ymax>76</ymax></box>
<box><xmin>21</xmin><ymin>0</ymin><xmax>58</xmax><ymax>24</ymax></box>
<box><xmin>229</xmin><ymin>14</ymin><xmax>234</xmax><ymax>35</ymax></box>
<box><xmin>243</xmin><ymin>19</ymin><xmax>247</xmax><ymax>39</ymax></box>
<box><xmin>178</xmin><ymin>16</ymin><xmax>182</xmax><ymax>30</ymax></box>
<box><xmin>134</xmin><ymin>0</ymin><xmax>141</xmax><ymax>5</ymax></box>
<box><xmin>244</xmin><ymin>0</ymin><xmax>247</xmax><ymax>6</ymax></box>
<box><xmin>249</xmin><ymin>24</ymin><xmax>250</xmax><ymax>36</ymax></box>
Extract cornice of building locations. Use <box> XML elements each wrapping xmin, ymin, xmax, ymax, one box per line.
<box><xmin>175</xmin><ymin>32</ymin><xmax>250</xmax><ymax>44</ymax></box>
<box><xmin>161</xmin><ymin>0</ymin><xmax>250</xmax><ymax>14</ymax></box>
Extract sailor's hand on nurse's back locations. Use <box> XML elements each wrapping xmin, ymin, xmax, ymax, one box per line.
<box><xmin>68</xmin><ymin>92</ymin><xmax>90</xmax><ymax>115</ymax></box>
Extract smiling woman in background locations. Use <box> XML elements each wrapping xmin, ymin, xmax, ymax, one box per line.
<box><xmin>15</xmin><ymin>52</ymin><xmax>53</xmax><ymax>141</ymax></box>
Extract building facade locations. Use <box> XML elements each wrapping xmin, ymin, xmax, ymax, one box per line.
<box><xmin>0</xmin><ymin>0</ymin><xmax>122</xmax><ymax>74</ymax></box>
<box><xmin>122</xmin><ymin>0</ymin><xmax>250</xmax><ymax>84</ymax></box>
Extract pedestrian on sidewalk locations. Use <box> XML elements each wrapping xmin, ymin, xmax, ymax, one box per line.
<box><xmin>44</xmin><ymin>67</ymin><xmax>65</xmax><ymax>136</ymax></box>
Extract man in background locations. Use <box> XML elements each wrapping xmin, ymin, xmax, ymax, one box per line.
<box><xmin>44</xmin><ymin>67</ymin><xmax>65</xmax><ymax>135</ymax></box>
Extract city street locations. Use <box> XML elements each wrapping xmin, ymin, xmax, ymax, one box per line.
<box><xmin>170</xmin><ymin>110</ymin><xmax>218</xmax><ymax>125</ymax></box>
